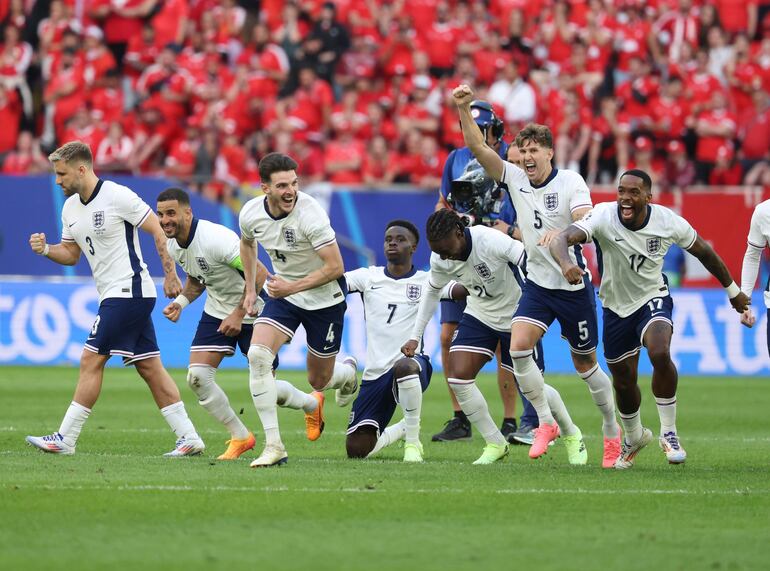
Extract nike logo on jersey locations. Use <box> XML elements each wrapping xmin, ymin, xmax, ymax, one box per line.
<box><xmin>370</xmin><ymin>286</ymin><xmax>383</xmax><ymax>290</ymax></box>
<box><xmin>323</xmin><ymin>345</ymin><xmax>335</xmax><ymax>351</ymax></box>
<box><xmin>576</xmin><ymin>341</ymin><xmax>592</xmax><ymax>348</ymax></box>
<box><xmin>650</xmin><ymin>312</ymin><xmax>664</xmax><ymax>317</ymax></box>
<box><xmin>68</xmin><ymin>221</ymin><xmax>77</xmax><ymax>227</ymax></box>
<box><xmin>614</xmin><ymin>237</ymin><xmax>625</xmax><ymax>242</ymax></box>
<box><xmin>251</xmin><ymin>392</ymin><xmax>267</xmax><ymax>398</ymax></box>
<box><xmin>518</xmin><ymin>187</ymin><xmax>531</xmax><ymax>194</ymax></box>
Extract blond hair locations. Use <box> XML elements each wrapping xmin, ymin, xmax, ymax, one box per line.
<box><xmin>48</xmin><ymin>141</ymin><xmax>93</xmax><ymax>165</ymax></box>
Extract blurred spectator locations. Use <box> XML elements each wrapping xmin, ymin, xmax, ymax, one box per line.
<box><xmin>2</xmin><ymin>131</ymin><xmax>48</xmax><ymax>174</ymax></box>
<box><xmin>487</xmin><ymin>60</ymin><xmax>536</xmax><ymax>129</ymax></box>
<box><xmin>554</xmin><ymin>92</ymin><xmax>591</xmax><ymax>172</ymax></box>
<box><xmin>37</xmin><ymin>0</ymin><xmax>79</xmax><ymax>53</ymax></box>
<box><xmin>302</xmin><ymin>1</ymin><xmax>350</xmax><ymax>83</ymax></box>
<box><xmin>588</xmin><ymin>96</ymin><xmax>630</xmax><ymax>185</ymax></box>
<box><xmin>650</xmin><ymin>75</ymin><xmax>692</xmax><ymax>144</ymax></box>
<box><xmin>739</xmin><ymin>90</ymin><xmax>770</xmax><ymax>184</ymax></box>
<box><xmin>43</xmin><ymin>47</ymin><xmax>85</xmax><ymax>143</ymax></box>
<box><xmin>418</xmin><ymin>1</ymin><xmax>458</xmax><ymax>77</ymax></box>
<box><xmin>324</xmin><ymin>126</ymin><xmax>365</xmax><ymax>184</ymax></box>
<box><xmin>95</xmin><ymin>121</ymin><xmax>134</xmax><ymax>172</ymax></box>
<box><xmin>615</xmin><ymin>56</ymin><xmax>659</xmax><ymax>134</ymax></box>
<box><xmin>237</xmin><ymin>22</ymin><xmax>289</xmax><ymax>99</ymax></box>
<box><xmin>694</xmin><ymin>90</ymin><xmax>737</xmax><ymax>183</ymax></box>
<box><xmin>152</xmin><ymin>0</ymin><xmax>189</xmax><ymax>48</ymax></box>
<box><xmin>124</xmin><ymin>24</ymin><xmax>158</xmax><ymax>86</ymax></box>
<box><xmin>274</xmin><ymin>65</ymin><xmax>333</xmax><ymax>141</ymax></box>
<box><xmin>164</xmin><ymin>122</ymin><xmax>200</xmax><ymax>179</ymax></box>
<box><xmin>101</xmin><ymin>0</ymin><xmax>159</xmax><ymax>69</ymax></box>
<box><xmin>0</xmin><ymin>24</ymin><xmax>32</xmax><ymax>84</ymax></box>
<box><xmin>396</xmin><ymin>74</ymin><xmax>440</xmax><ymax>137</ymax></box>
<box><xmin>628</xmin><ymin>136</ymin><xmax>665</xmax><ymax>186</ymax></box>
<box><xmin>706</xmin><ymin>26</ymin><xmax>733</xmax><ymax>83</ymax></box>
<box><xmin>90</xmin><ymin>68</ymin><xmax>124</xmax><ymax>125</ymax></box>
<box><xmin>61</xmin><ymin>106</ymin><xmax>104</xmax><ymax>153</ymax></box>
<box><xmin>379</xmin><ymin>16</ymin><xmax>416</xmax><ymax>77</ymax></box>
<box><xmin>651</xmin><ymin>0</ymin><xmax>699</xmax><ymax>64</ymax></box>
<box><xmin>83</xmin><ymin>26</ymin><xmax>117</xmax><ymax>88</ymax></box>
<box><xmin>404</xmin><ymin>133</ymin><xmax>446</xmax><ymax>189</ymax></box>
<box><xmin>664</xmin><ymin>140</ymin><xmax>696</xmax><ymax>190</ymax></box>
<box><xmin>0</xmin><ymin>84</ymin><xmax>21</xmax><ymax>154</ymax></box>
<box><xmin>709</xmin><ymin>144</ymin><xmax>742</xmax><ymax>185</ymax></box>
<box><xmin>362</xmin><ymin>135</ymin><xmax>398</xmax><ymax>187</ymax></box>
<box><xmin>712</xmin><ymin>0</ymin><xmax>758</xmax><ymax>38</ymax></box>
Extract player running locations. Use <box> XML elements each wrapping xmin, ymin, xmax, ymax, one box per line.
<box><xmin>157</xmin><ymin>188</ymin><xmax>325</xmax><ymax>461</ymax></box>
<box><xmin>402</xmin><ymin>210</ymin><xmax>586</xmax><ymax>465</ymax></box>
<box><xmin>454</xmin><ymin>83</ymin><xmax>621</xmax><ymax>467</ymax></box>
<box><xmin>550</xmin><ymin>170</ymin><xmax>750</xmax><ymax>468</ymax></box>
<box><xmin>26</xmin><ymin>141</ymin><xmax>204</xmax><ymax>457</ymax></box>
<box><xmin>239</xmin><ymin>153</ymin><xmax>357</xmax><ymax>467</ymax></box>
<box><xmin>739</xmin><ymin>198</ymin><xmax>770</xmax><ymax>353</ymax></box>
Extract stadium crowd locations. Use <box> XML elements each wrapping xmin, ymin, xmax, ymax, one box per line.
<box><xmin>0</xmin><ymin>0</ymin><xmax>768</xmax><ymax>201</ymax></box>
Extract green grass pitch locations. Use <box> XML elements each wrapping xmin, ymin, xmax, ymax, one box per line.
<box><xmin>1</xmin><ymin>366</ymin><xmax>769</xmax><ymax>570</ymax></box>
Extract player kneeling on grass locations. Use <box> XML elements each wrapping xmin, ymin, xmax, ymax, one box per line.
<box><xmin>344</xmin><ymin>220</ymin><xmax>465</xmax><ymax>462</ymax></box>
<box><xmin>157</xmin><ymin>188</ymin><xmax>324</xmax><ymax>461</ymax></box>
<box><xmin>550</xmin><ymin>169</ymin><xmax>750</xmax><ymax>468</ymax></box>
<box><xmin>26</xmin><ymin>141</ymin><xmax>203</xmax><ymax>457</ymax></box>
<box><xmin>403</xmin><ymin>210</ymin><xmax>586</xmax><ymax>465</ymax></box>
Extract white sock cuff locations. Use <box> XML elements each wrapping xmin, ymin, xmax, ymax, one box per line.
<box><xmin>655</xmin><ymin>396</ymin><xmax>677</xmax><ymax>406</ymax></box>
<box><xmin>160</xmin><ymin>400</ymin><xmax>184</xmax><ymax>416</ymax></box>
<box><xmin>396</xmin><ymin>374</ymin><xmax>420</xmax><ymax>388</ymax></box>
<box><xmin>70</xmin><ymin>401</ymin><xmax>92</xmax><ymax>415</ymax></box>
<box><xmin>578</xmin><ymin>363</ymin><xmax>600</xmax><ymax>380</ymax></box>
<box><xmin>509</xmin><ymin>349</ymin><xmax>534</xmax><ymax>359</ymax></box>
<box><xmin>447</xmin><ymin>378</ymin><xmax>474</xmax><ymax>385</ymax></box>
<box><xmin>619</xmin><ymin>409</ymin><xmax>641</xmax><ymax>420</ymax></box>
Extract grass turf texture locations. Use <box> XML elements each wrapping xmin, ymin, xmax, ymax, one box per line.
<box><xmin>1</xmin><ymin>366</ymin><xmax>768</xmax><ymax>571</ymax></box>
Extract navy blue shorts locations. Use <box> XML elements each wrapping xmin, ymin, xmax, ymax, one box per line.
<box><xmin>191</xmin><ymin>312</ymin><xmax>254</xmax><ymax>356</ymax></box>
<box><xmin>513</xmin><ymin>279</ymin><xmax>599</xmax><ymax>355</ymax></box>
<box><xmin>84</xmin><ymin>297</ymin><xmax>159</xmax><ymax>365</ymax></box>
<box><xmin>256</xmin><ymin>297</ymin><xmax>346</xmax><ymax>358</ymax></box>
<box><xmin>440</xmin><ymin>299</ymin><xmax>466</xmax><ymax>324</ymax></box>
<box><xmin>603</xmin><ymin>295</ymin><xmax>674</xmax><ymax>364</ymax></box>
<box><xmin>347</xmin><ymin>355</ymin><xmax>432</xmax><ymax>435</ymax></box>
<box><xmin>450</xmin><ymin>313</ymin><xmax>545</xmax><ymax>372</ymax></box>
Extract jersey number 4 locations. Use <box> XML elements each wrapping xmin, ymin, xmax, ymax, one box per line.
<box><xmin>274</xmin><ymin>250</ymin><xmax>287</xmax><ymax>263</ymax></box>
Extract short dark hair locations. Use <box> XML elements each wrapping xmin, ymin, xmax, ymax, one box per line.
<box><xmin>157</xmin><ymin>187</ymin><xmax>190</xmax><ymax>205</ymax></box>
<box><xmin>426</xmin><ymin>209</ymin><xmax>464</xmax><ymax>242</ymax></box>
<box><xmin>386</xmin><ymin>219</ymin><xmax>420</xmax><ymax>245</ymax></box>
<box><xmin>515</xmin><ymin>123</ymin><xmax>554</xmax><ymax>150</ymax></box>
<box><xmin>259</xmin><ymin>152</ymin><xmax>299</xmax><ymax>183</ymax></box>
<box><xmin>620</xmin><ymin>169</ymin><xmax>653</xmax><ymax>192</ymax></box>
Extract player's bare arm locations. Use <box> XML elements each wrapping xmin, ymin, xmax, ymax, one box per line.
<box><xmin>549</xmin><ymin>225</ymin><xmax>589</xmax><ymax>285</ymax></box>
<box><xmin>163</xmin><ymin>276</ymin><xmax>205</xmax><ymax>322</ymax></box>
<box><xmin>454</xmin><ymin>84</ymin><xmax>505</xmax><ymax>182</ymax></box>
<box><xmin>140</xmin><ymin>212</ymin><xmax>182</xmax><ymax>298</ymax></box>
<box><xmin>687</xmin><ymin>236</ymin><xmax>751</xmax><ymax>313</ymax></box>
<box><xmin>29</xmin><ymin>232</ymin><xmax>81</xmax><ymax>265</ymax></box>
<box><xmin>266</xmin><ymin>242</ymin><xmax>344</xmax><ymax>299</ymax></box>
<box><xmin>571</xmin><ymin>206</ymin><xmax>592</xmax><ymax>222</ymax></box>
<box><xmin>240</xmin><ymin>234</ymin><xmax>260</xmax><ymax>316</ymax></box>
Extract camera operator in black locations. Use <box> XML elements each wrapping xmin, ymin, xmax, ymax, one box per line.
<box><xmin>432</xmin><ymin>101</ymin><xmax>537</xmax><ymax>444</ymax></box>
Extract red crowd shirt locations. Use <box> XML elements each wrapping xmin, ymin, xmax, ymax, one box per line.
<box><xmin>0</xmin><ymin>89</ymin><xmax>21</xmax><ymax>153</ymax></box>
<box><xmin>696</xmin><ymin>109</ymin><xmax>737</xmax><ymax>162</ymax></box>
<box><xmin>650</xmin><ymin>95</ymin><xmax>691</xmax><ymax>139</ymax></box>
<box><xmin>712</xmin><ymin>0</ymin><xmax>757</xmax><ymax>33</ymax></box>
<box><xmin>324</xmin><ymin>138</ymin><xmax>365</xmax><ymax>184</ymax></box>
<box><xmin>152</xmin><ymin>0</ymin><xmax>190</xmax><ymax>47</ymax></box>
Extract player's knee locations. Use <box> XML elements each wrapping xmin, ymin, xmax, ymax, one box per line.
<box><xmin>392</xmin><ymin>357</ymin><xmax>420</xmax><ymax>380</ymax></box>
<box><xmin>571</xmin><ymin>351</ymin><xmax>597</xmax><ymax>373</ymax></box>
<box><xmin>187</xmin><ymin>365</ymin><xmax>215</xmax><ymax>397</ymax></box>
<box><xmin>346</xmin><ymin>430</ymin><xmax>376</xmax><ymax>458</ymax></box>
<box><xmin>307</xmin><ymin>368</ymin><xmax>332</xmax><ymax>391</ymax></box>
<box><xmin>248</xmin><ymin>344</ymin><xmax>274</xmax><ymax>375</ymax></box>
<box><xmin>647</xmin><ymin>345</ymin><xmax>672</xmax><ymax>369</ymax></box>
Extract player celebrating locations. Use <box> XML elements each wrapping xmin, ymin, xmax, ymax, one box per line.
<box><xmin>434</xmin><ymin>101</ymin><xmax>535</xmax><ymax>445</ymax></box>
<box><xmin>402</xmin><ymin>210</ymin><xmax>586</xmax><ymax>465</ymax></box>
<box><xmin>344</xmin><ymin>220</ymin><xmax>464</xmax><ymax>462</ymax></box>
<box><xmin>26</xmin><ymin>141</ymin><xmax>204</xmax><ymax>457</ymax></box>
<box><xmin>739</xmin><ymin>199</ymin><xmax>770</xmax><ymax>340</ymax></box>
<box><xmin>454</xmin><ymin>83</ymin><xmax>621</xmax><ymax>467</ymax></box>
<box><xmin>550</xmin><ymin>170</ymin><xmax>750</xmax><ymax>468</ymax></box>
<box><xmin>157</xmin><ymin>188</ymin><xmax>325</xmax><ymax>461</ymax></box>
<box><xmin>239</xmin><ymin>153</ymin><xmax>357</xmax><ymax>467</ymax></box>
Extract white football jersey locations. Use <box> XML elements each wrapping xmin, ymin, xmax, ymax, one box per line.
<box><xmin>500</xmin><ymin>163</ymin><xmax>593</xmax><ymax>291</ymax></box>
<box><xmin>744</xmin><ymin>199</ymin><xmax>770</xmax><ymax>308</ymax></box>
<box><xmin>574</xmin><ymin>202</ymin><xmax>697</xmax><ymax>317</ymax></box>
<box><xmin>239</xmin><ymin>191</ymin><xmax>344</xmax><ymax>310</ymax></box>
<box><xmin>346</xmin><ymin>266</ymin><xmax>435</xmax><ymax>380</ymax></box>
<box><xmin>427</xmin><ymin>225</ymin><xmax>526</xmax><ymax>332</ymax></box>
<box><xmin>61</xmin><ymin>179</ymin><xmax>155</xmax><ymax>302</ymax></box>
<box><xmin>168</xmin><ymin>218</ymin><xmax>255</xmax><ymax>323</ymax></box>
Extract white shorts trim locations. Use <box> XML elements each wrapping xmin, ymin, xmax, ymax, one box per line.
<box><xmin>190</xmin><ymin>345</ymin><xmax>235</xmax><ymax>354</ymax></box>
<box><xmin>254</xmin><ymin>317</ymin><xmax>295</xmax><ymax>339</ymax></box>
<box><xmin>307</xmin><ymin>345</ymin><xmax>339</xmax><ymax>359</ymax></box>
<box><xmin>346</xmin><ymin>419</ymin><xmax>380</xmax><ymax>435</ymax></box>
<box><xmin>123</xmin><ymin>351</ymin><xmax>160</xmax><ymax>365</ymax></box>
<box><xmin>83</xmin><ymin>343</ymin><xmax>100</xmax><ymax>353</ymax></box>
<box><xmin>605</xmin><ymin>347</ymin><xmax>642</xmax><ymax>364</ymax></box>
<box><xmin>449</xmin><ymin>345</ymin><xmax>495</xmax><ymax>359</ymax></box>
<box><xmin>512</xmin><ymin>316</ymin><xmax>549</xmax><ymax>332</ymax></box>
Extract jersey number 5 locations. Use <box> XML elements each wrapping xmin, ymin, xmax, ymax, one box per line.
<box><xmin>534</xmin><ymin>211</ymin><xmax>543</xmax><ymax>229</ymax></box>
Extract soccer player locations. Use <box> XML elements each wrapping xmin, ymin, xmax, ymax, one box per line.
<box><xmin>239</xmin><ymin>153</ymin><xmax>357</xmax><ymax>467</ymax></box>
<box><xmin>454</xmin><ymin>83</ymin><xmax>621</xmax><ymax>467</ymax></box>
<box><xmin>26</xmin><ymin>141</ymin><xmax>204</xmax><ymax>456</ymax></box>
<box><xmin>550</xmin><ymin>170</ymin><xmax>750</xmax><ymax>468</ymax></box>
<box><xmin>157</xmin><ymin>188</ymin><xmax>325</xmax><ymax>461</ymax></box>
<box><xmin>433</xmin><ymin>101</ymin><xmax>534</xmax><ymax>444</ymax></box>
<box><xmin>345</xmin><ymin>219</ymin><xmax>462</xmax><ymax>462</ymax></box>
<box><xmin>739</xmin><ymin>199</ymin><xmax>770</xmax><ymax>348</ymax></box>
<box><xmin>402</xmin><ymin>210</ymin><xmax>586</xmax><ymax>465</ymax></box>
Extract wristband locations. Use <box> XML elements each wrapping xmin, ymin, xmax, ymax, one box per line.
<box><xmin>506</xmin><ymin>224</ymin><xmax>516</xmax><ymax>238</ymax></box>
<box><xmin>173</xmin><ymin>295</ymin><xmax>190</xmax><ymax>309</ymax></box>
<box><xmin>725</xmin><ymin>282</ymin><xmax>741</xmax><ymax>298</ymax></box>
<box><xmin>41</xmin><ymin>244</ymin><xmax>50</xmax><ymax>257</ymax></box>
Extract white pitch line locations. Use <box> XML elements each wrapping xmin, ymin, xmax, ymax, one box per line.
<box><xmin>3</xmin><ymin>483</ymin><xmax>768</xmax><ymax>496</ymax></box>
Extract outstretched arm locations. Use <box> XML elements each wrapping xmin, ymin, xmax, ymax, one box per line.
<box><xmin>549</xmin><ymin>225</ymin><xmax>589</xmax><ymax>285</ymax></box>
<box><xmin>687</xmin><ymin>236</ymin><xmax>750</xmax><ymax>313</ymax></box>
<box><xmin>454</xmin><ymin>84</ymin><xmax>505</xmax><ymax>182</ymax></box>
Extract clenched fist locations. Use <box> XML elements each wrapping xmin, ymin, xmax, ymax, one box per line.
<box><xmin>30</xmin><ymin>232</ymin><xmax>47</xmax><ymax>255</ymax></box>
<box><xmin>452</xmin><ymin>84</ymin><xmax>475</xmax><ymax>108</ymax></box>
